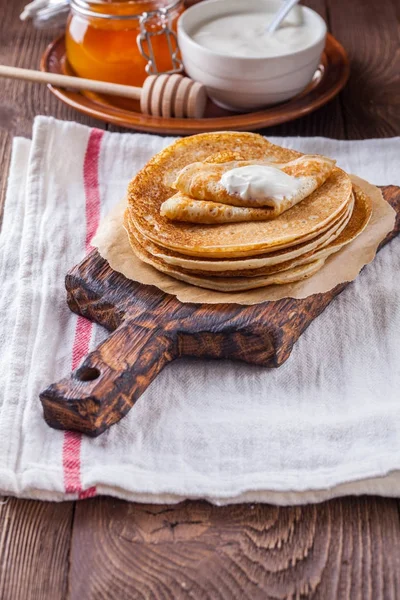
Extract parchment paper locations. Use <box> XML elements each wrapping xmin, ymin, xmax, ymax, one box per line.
<box><xmin>92</xmin><ymin>175</ymin><xmax>396</xmax><ymax>305</ymax></box>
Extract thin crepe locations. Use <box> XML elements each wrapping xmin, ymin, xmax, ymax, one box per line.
<box><xmin>160</xmin><ymin>192</ymin><xmax>280</xmax><ymax>224</ymax></box>
<box><xmin>125</xmin><ymin>217</ymin><xmax>327</xmax><ymax>291</ymax></box>
<box><xmin>131</xmin><ymin>193</ymin><xmax>361</xmax><ymax>278</ymax></box>
<box><xmin>139</xmin><ymin>188</ymin><xmax>371</xmax><ymax>279</ymax></box>
<box><xmin>128</xmin><ymin>132</ymin><xmax>353</xmax><ymax>258</ymax></box>
<box><xmin>162</xmin><ymin>154</ymin><xmax>336</xmax><ymax>224</ymax></box>
<box><xmin>136</xmin><ymin>198</ymin><xmax>354</xmax><ymax>272</ymax></box>
<box><xmin>125</xmin><ymin>187</ymin><xmax>371</xmax><ymax>286</ymax></box>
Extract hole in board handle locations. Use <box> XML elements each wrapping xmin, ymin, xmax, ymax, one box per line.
<box><xmin>75</xmin><ymin>366</ymin><xmax>101</xmax><ymax>382</ymax></box>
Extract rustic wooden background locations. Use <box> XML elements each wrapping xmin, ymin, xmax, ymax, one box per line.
<box><xmin>0</xmin><ymin>0</ymin><xmax>400</xmax><ymax>598</ymax></box>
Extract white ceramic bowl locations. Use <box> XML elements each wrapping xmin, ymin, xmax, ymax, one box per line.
<box><xmin>178</xmin><ymin>0</ymin><xmax>327</xmax><ymax>112</ymax></box>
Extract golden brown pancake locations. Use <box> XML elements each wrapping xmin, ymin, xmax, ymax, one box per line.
<box><xmin>156</xmin><ymin>260</ymin><xmax>327</xmax><ymax>292</ymax></box>
<box><xmin>160</xmin><ymin>192</ymin><xmax>278</xmax><ymax>224</ymax></box>
<box><xmin>125</xmin><ymin>216</ymin><xmax>327</xmax><ymax>291</ymax></box>
<box><xmin>138</xmin><ymin>187</ymin><xmax>371</xmax><ymax>278</ymax></box>
<box><xmin>124</xmin><ymin>186</ymin><xmax>371</xmax><ymax>290</ymax></box>
<box><xmin>169</xmin><ymin>154</ymin><xmax>336</xmax><ymax>215</ymax></box>
<box><xmin>127</xmin><ymin>132</ymin><xmax>353</xmax><ymax>258</ymax></box>
<box><xmin>128</xmin><ymin>194</ymin><xmax>356</xmax><ymax>278</ymax></box>
<box><xmin>132</xmin><ymin>197</ymin><xmax>354</xmax><ymax>272</ymax></box>
<box><xmin>129</xmin><ymin>174</ymin><xmax>352</xmax><ymax>258</ymax></box>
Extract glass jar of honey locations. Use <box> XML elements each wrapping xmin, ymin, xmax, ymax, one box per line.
<box><xmin>66</xmin><ymin>0</ymin><xmax>185</xmax><ymax>88</ymax></box>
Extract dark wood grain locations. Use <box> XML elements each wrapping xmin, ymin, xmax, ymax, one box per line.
<box><xmin>328</xmin><ymin>0</ymin><xmax>400</xmax><ymax>139</ymax></box>
<box><xmin>0</xmin><ymin>497</ymin><xmax>74</xmax><ymax>600</ymax></box>
<box><xmin>68</xmin><ymin>497</ymin><xmax>400</xmax><ymax>600</ymax></box>
<box><xmin>1</xmin><ymin>0</ymin><xmax>400</xmax><ymax>598</ymax></box>
<box><xmin>40</xmin><ymin>186</ymin><xmax>400</xmax><ymax>437</ymax></box>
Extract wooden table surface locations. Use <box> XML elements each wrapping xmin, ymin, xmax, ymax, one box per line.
<box><xmin>1</xmin><ymin>1</ymin><xmax>400</xmax><ymax>598</ymax></box>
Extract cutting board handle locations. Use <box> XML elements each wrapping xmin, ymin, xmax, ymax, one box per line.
<box><xmin>40</xmin><ymin>316</ymin><xmax>176</xmax><ymax>436</ymax></box>
<box><xmin>40</xmin><ymin>301</ymin><xmax>276</xmax><ymax>436</ymax></box>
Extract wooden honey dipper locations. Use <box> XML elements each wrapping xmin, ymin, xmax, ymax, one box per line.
<box><xmin>0</xmin><ymin>66</ymin><xmax>208</xmax><ymax>119</ymax></box>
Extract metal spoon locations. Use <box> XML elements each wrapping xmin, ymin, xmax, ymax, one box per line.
<box><xmin>267</xmin><ymin>0</ymin><xmax>302</xmax><ymax>34</ymax></box>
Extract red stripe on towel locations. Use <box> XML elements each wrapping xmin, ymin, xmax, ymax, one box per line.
<box><xmin>63</xmin><ymin>128</ymin><xmax>104</xmax><ymax>496</ymax></box>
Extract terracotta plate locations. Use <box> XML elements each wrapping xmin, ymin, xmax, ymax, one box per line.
<box><xmin>41</xmin><ymin>34</ymin><xmax>349</xmax><ymax>135</ymax></box>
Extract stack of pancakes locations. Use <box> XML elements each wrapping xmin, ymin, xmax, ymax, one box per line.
<box><xmin>125</xmin><ymin>133</ymin><xmax>372</xmax><ymax>292</ymax></box>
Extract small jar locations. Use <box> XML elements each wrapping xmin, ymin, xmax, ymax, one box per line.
<box><xmin>66</xmin><ymin>0</ymin><xmax>185</xmax><ymax>88</ymax></box>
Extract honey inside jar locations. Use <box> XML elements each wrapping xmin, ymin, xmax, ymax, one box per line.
<box><xmin>66</xmin><ymin>0</ymin><xmax>184</xmax><ymax>88</ymax></box>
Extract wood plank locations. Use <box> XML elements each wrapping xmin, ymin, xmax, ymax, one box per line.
<box><xmin>327</xmin><ymin>0</ymin><xmax>400</xmax><ymax>139</ymax></box>
<box><xmin>0</xmin><ymin>497</ymin><xmax>74</xmax><ymax>600</ymax></box>
<box><xmin>68</xmin><ymin>497</ymin><xmax>400</xmax><ymax>600</ymax></box>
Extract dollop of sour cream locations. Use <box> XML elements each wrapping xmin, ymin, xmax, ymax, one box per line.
<box><xmin>192</xmin><ymin>11</ymin><xmax>317</xmax><ymax>58</ymax></box>
<box><xmin>220</xmin><ymin>165</ymin><xmax>303</xmax><ymax>201</ymax></box>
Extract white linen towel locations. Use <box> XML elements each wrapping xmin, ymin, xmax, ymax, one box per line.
<box><xmin>0</xmin><ymin>116</ymin><xmax>400</xmax><ymax>505</ymax></box>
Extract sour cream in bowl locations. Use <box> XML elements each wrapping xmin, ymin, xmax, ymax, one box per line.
<box><xmin>178</xmin><ymin>0</ymin><xmax>327</xmax><ymax>111</ymax></box>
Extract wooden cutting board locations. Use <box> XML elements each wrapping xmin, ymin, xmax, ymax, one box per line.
<box><xmin>40</xmin><ymin>186</ymin><xmax>400</xmax><ymax>437</ymax></box>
